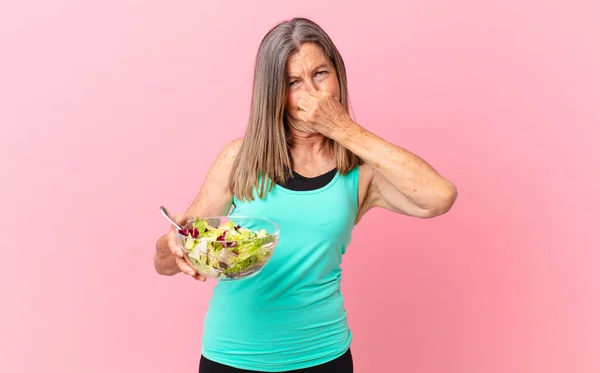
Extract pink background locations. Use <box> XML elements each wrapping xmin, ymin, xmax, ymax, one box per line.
<box><xmin>1</xmin><ymin>1</ymin><xmax>599</xmax><ymax>372</ymax></box>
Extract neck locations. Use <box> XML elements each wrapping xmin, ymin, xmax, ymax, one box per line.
<box><xmin>288</xmin><ymin>129</ymin><xmax>334</xmax><ymax>173</ymax></box>
<box><xmin>289</xmin><ymin>127</ymin><xmax>327</xmax><ymax>151</ymax></box>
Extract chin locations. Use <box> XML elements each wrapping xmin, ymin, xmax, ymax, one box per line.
<box><xmin>291</xmin><ymin>127</ymin><xmax>321</xmax><ymax>137</ymax></box>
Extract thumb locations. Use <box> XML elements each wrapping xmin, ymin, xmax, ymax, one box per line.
<box><xmin>173</xmin><ymin>213</ymin><xmax>193</xmax><ymax>228</ymax></box>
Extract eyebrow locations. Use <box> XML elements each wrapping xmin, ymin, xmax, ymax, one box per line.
<box><xmin>288</xmin><ymin>63</ymin><xmax>331</xmax><ymax>79</ymax></box>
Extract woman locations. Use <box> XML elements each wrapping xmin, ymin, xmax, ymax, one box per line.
<box><xmin>154</xmin><ymin>17</ymin><xmax>457</xmax><ymax>373</ymax></box>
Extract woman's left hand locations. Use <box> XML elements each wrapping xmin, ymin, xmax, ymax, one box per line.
<box><xmin>293</xmin><ymin>91</ymin><xmax>354</xmax><ymax>135</ymax></box>
<box><xmin>290</xmin><ymin>88</ymin><xmax>458</xmax><ymax>219</ymax></box>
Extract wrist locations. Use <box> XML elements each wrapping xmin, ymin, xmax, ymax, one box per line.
<box><xmin>324</xmin><ymin>118</ymin><xmax>364</xmax><ymax>142</ymax></box>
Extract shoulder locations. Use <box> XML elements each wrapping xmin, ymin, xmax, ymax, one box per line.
<box><xmin>221</xmin><ymin>138</ymin><xmax>243</xmax><ymax>161</ymax></box>
<box><xmin>202</xmin><ymin>138</ymin><xmax>243</xmax><ymax>183</ymax></box>
<box><xmin>358</xmin><ymin>163</ymin><xmax>376</xmax><ymax>190</ymax></box>
<box><xmin>355</xmin><ymin>164</ymin><xmax>377</xmax><ymax>222</ymax></box>
<box><xmin>209</xmin><ymin>138</ymin><xmax>243</xmax><ymax>171</ymax></box>
<box><xmin>184</xmin><ymin>138</ymin><xmax>244</xmax><ymax>217</ymax></box>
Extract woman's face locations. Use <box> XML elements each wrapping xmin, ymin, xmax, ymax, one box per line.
<box><xmin>285</xmin><ymin>43</ymin><xmax>340</xmax><ymax>119</ymax></box>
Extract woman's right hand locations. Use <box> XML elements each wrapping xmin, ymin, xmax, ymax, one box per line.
<box><xmin>166</xmin><ymin>213</ymin><xmax>206</xmax><ymax>282</ymax></box>
<box><xmin>156</xmin><ymin>139</ymin><xmax>241</xmax><ymax>280</ymax></box>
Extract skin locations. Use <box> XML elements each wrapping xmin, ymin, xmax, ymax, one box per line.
<box><xmin>154</xmin><ymin>42</ymin><xmax>458</xmax><ymax>281</ymax></box>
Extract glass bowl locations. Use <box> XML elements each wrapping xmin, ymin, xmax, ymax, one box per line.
<box><xmin>176</xmin><ymin>216</ymin><xmax>279</xmax><ymax>280</ymax></box>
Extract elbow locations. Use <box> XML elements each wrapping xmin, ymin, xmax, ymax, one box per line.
<box><xmin>423</xmin><ymin>182</ymin><xmax>458</xmax><ymax>218</ymax></box>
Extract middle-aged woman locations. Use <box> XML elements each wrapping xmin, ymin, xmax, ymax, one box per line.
<box><xmin>154</xmin><ymin>17</ymin><xmax>458</xmax><ymax>373</ymax></box>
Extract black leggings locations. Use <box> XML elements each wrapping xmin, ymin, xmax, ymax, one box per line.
<box><xmin>199</xmin><ymin>349</ymin><xmax>353</xmax><ymax>373</ymax></box>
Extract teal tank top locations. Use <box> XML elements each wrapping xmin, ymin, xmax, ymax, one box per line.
<box><xmin>201</xmin><ymin>166</ymin><xmax>359</xmax><ymax>371</ymax></box>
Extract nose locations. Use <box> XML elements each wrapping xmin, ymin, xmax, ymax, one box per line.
<box><xmin>303</xmin><ymin>78</ymin><xmax>318</xmax><ymax>93</ymax></box>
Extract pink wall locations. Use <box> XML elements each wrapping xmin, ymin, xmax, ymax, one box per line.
<box><xmin>2</xmin><ymin>1</ymin><xmax>599</xmax><ymax>372</ymax></box>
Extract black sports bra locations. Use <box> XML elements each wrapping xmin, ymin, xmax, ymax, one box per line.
<box><xmin>278</xmin><ymin>168</ymin><xmax>337</xmax><ymax>191</ymax></box>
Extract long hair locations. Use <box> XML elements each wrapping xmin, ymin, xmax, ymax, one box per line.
<box><xmin>229</xmin><ymin>17</ymin><xmax>362</xmax><ymax>201</ymax></box>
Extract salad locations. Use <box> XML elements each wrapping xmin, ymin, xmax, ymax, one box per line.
<box><xmin>178</xmin><ymin>217</ymin><xmax>277</xmax><ymax>279</ymax></box>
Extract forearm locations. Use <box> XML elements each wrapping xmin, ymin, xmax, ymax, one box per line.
<box><xmin>326</xmin><ymin>121</ymin><xmax>456</xmax><ymax>211</ymax></box>
<box><xmin>154</xmin><ymin>235</ymin><xmax>181</xmax><ymax>276</ymax></box>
